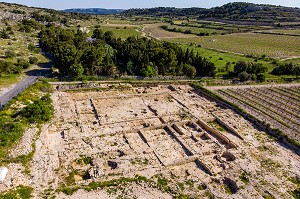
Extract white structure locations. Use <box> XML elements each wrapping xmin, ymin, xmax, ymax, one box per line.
<box><xmin>0</xmin><ymin>167</ymin><xmax>8</xmax><ymax>182</ymax></box>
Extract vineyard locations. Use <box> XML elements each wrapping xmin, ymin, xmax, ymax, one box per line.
<box><xmin>210</xmin><ymin>84</ymin><xmax>300</xmax><ymax>142</ymax></box>
<box><xmin>165</xmin><ymin>33</ymin><xmax>300</xmax><ymax>59</ymax></box>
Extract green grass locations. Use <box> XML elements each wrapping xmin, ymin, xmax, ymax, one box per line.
<box><xmin>165</xmin><ymin>33</ymin><xmax>300</xmax><ymax>59</ymax></box>
<box><xmin>239</xmin><ymin>172</ymin><xmax>250</xmax><ymax>184</ymax></box>
<box><xmin>180</xmin><ymin>44</ymin><xmax>275</xmax><ymax>76</ymax></box>
<box><xmin>259</xmin><ymin>29</ymin><xmax>300</xmax><ymax>35</ymax></box>
<box><xmin>0</xmin><ymin>74</ymin><xmax>20</xmax><ymax>89</ymax></box>
<box><xmin>0</xmin><ymin>81</ymin><xmax>52</xmax><ymax>166</ymax></box>
<box><xmin>89</xmin><ymin>26</ymin><xmax>142</xmax><ymax>40</ymax></box>
<box><xmin>0</xmin><ymin>185</ymin><xmax>33</xmax><ymax>199</ymax></box>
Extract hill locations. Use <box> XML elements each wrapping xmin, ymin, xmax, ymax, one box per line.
<box><xmin>63</xmin><ymin>8</ymin><xmax>124</xmax><ymax>15</ymax></box>
<box><xmin>122</xmin><ymin>2</ymin><xmax>300</xmax><ymax>24</ymax></box>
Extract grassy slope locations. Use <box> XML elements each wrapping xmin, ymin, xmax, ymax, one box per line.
<box><xmin>180</xmin><ymin>44</ymin><xmax>276</xmax><ymax>76</ymax></box>
<box><xmin>0</xmin><ymin>23</ymin><xmax>48</xmax><ymax>89</ymax></box>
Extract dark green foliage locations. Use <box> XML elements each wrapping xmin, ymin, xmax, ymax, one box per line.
<box><xmin>239</xmin><ymin>171</ymin><xmax>249</xmax><ymax>184</ymax></box>
<box><xmin>0</xmin><ymin>29</ymin><xmax>10</xmax><ymax>39</ymax></box>
<box><xmin>238</xmin><ymin>71</ymin><xmax>251</xmax><ymax>82</ymax></box>
<box><xmin>21</xmin><ymin>94</ymin><xmax>54</xmax><ymax>123</ymax></box>
<box><xmin>291</xmin><ymin>187</ymin><xmax>300</xmax><ymax>199</ymax></box>
<box><xmin>76</xmin><ymin>155</ymin><xmax>92</xmax><ymax>165</ymax></box>
<box><xmin>234</xmin><ymin>61</ymin><xmax>267</xmax><ymax>76</ymax></box>
<box><xmin>27</xmin><ymin>43</ymin><xmax>40</xmax><ymax>53</ymax></box>
<box><xmin>39</xmin><ymin>26</ymin><xmax>216</xmax><ymax>78</ymax></box>
<box><xmin>232</xmin><ymin>61</ymin><xmax>267</xmax><ymax>81</ymax></box>
<box><xmin>29</xmin><ymin>56</ymin><xmax>38</xmax><ymax>64</ymax></box>
<box><xmin>18</xmin><ymin>19</ymin><xmax>40</xmax><ymax>32</ymax></box>
<box><xmin>16</xmin><ymin>59</ymin><xmax>31</xmax><ymax>69</ymax></box>
<box><xmin>257</xmin><ymin>73</ymin><xmax>266</xmax><ymax>82</ymax></box>
<box><xmin>70</xmin><ymin>63</ymin><xmax>84</xmax><ymax>78</ymax></box>
<box><xmin>272</xmin><ymin>63</ymin><xmax>300</xmax><ymax>77</ymax></box>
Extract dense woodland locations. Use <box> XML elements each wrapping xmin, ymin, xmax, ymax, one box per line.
<box><xmin>38</xmin><ymin>26</ymin><xmax>216</xmax><ymax>78</ymax></box>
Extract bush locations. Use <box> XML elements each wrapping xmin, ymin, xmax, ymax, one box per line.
<box><xmin>5</xmin><ymin>50</ymin><xmax>16</xmax><ymax>58</ymax></box>
<box><xmin>0</xmin><ymin>60</ymin><xmax>14</xmax><ymax>75</ymax></box>
<box><xmin>16</xmin><ymin>59</ymin><xmax>31</xmax><ymax>69</ymax></box>
<box><xmin>257</xmin><ymin>73</ymin><xmax>266</xmax><ymax>82</ymax></box>
<box><xmin>21</xmin><ymin>94</ymin><xmax>54</xmax><ymax>123</ymax></box>
<box><xmin>238</xmin><ymin>71</ymin><xmax>250</xmax><ymax>82</ymax></box>
<box><xmin>0</xmin><ymin>116</ymin><xmax>24</xmax><ymax>152</ymax></box>
<box><xmin>0</xmin><ymin>29</ymin><xmax>10</xmax><ymax>39</ymax></box>
<box><xmin>29</xmin><ymin>56</ymin><xmax>38</xmax><ymax>64</ymax></box>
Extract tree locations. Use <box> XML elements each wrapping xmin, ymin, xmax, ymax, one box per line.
<box><xmin>225</xmin><ymin>62</ymin><xmax>231</xmax><ymax>72</ymax></box>
<box><xmin>53</xmin><ymin>43</ymin><xmax>81</xmax><ymax>75</ymax></box>
<box><xmin>81</xmin><ymin>45</ymin><xmax>105</xmax><ymax>75</ymax></box>
<box><xmin>238</xmin><ymin>71</ymin><xmax>250</xmax><ymax>82</ymax></box>
<box><xmin>92</xmin><ymin>28</ymin><xmax>103</xmax><ymax>39</ymax></box>
<box><xmin>186</xmin><ymin>65</ymin><xmax>196</xmax><ymax>78</ymax></box>
<box><xmin>257</xmin><ymin>73</ymin><xmax>266</xmax><ymax>82</ymax></box>
<box><xmin>70</xmin><ymin>63</ymin><xmax>84</xmax><ymax>78</ymax></box>
<box><xmin>141</xmin><ymin>64</ymin><xmax>157</xmax><ymax>77</ymax></box>
<box><xmin>234</xmin><ymin>61</ymin><xmax>248</xmax><ymax>75</ymax></box>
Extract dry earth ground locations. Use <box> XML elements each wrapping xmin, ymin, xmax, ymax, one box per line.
<box><xmin>1</xmin><ymin>83</ymin><xmax>300</xmax><ymax>198</ymax></box>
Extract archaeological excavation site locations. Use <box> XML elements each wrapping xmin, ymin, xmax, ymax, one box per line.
<box><xmin>1</xmin><ymin>83</ymin><xmax>300</xmax><ymax>199</ymax></box>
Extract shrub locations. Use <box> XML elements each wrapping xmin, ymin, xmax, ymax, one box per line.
<box><xmin>16</xmin><ymin>59</ymin><xmax>31</xmax><ymax>69</ymax></box>
<box><xmin>238</xmin><ymin>71</ymin><xmax>250</xmax><ymax>82</ymax></box>
<box><xmin>257</xmin><ymin>73</ymin><xmax>266</xmax><ymax>82</ymax></box>
<box><xmin>29</xmin><ymin>56</ymin><xmax>38</xmax><ymax>64</ymax></box>
<box><xmin>0</xmin><ymin>29</ymin><xmax>10</xmax><ymax>39</ymax></box>
<box><xmin>21</xmin><ymin>94</ymin><xmax>54</xmax><ymax>123</ymax></box>
<box><xmin>5</xmin><ymin>50</ymin><xmax>16</xmax><ymax>58</ymax></box>
<box><xmin>0</xmin><ymin>116</ymin><xmax>24</xmax><ymax>153</ymax></box>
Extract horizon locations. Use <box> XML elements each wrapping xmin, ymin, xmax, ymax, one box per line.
<box><xmin>1</xmin><ymin>0</ymin><xmax>300</xmax><ymax>10</ymax></box>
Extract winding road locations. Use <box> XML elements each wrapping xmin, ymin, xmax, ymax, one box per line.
<box><xmin>0</xmin><ymin>53</ymin><xmax>52</xmax><ymax>109</ymax></box>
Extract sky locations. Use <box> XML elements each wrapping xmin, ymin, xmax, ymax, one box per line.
<box><xmin>2</xmin><ymin>0</ymin><xmax>300</xmax><ymax>10</ymax></box>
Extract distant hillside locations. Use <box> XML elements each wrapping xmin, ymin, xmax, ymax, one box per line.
<box><xmin>0</xmin><ymin>2</ymin><xmax>92</xmax><ymax>24</ymax></box>
<box><xmin>123</xmin><ymin>2</ymin><xmax>300</xmax><ymax>23</ymax></box>
<box><xmin>63</xmin><ymin>8</ymin><xmax>124</xmax><ymax>15</ymax></box>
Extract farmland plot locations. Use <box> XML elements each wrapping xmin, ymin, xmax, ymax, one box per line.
<box><xmin>165</xmin><ymin>33</ymin><xmax>300</xmax><ymax>59</ymax></box>
<box><xmin>143</xmin><ymin>23</ymin><xmax>197</xmax><ymax>39</ymax></box>
<box><xmin>210</xmin><ymin>84</ymin><xmax>300</xmax><ymax>142</ymax></box>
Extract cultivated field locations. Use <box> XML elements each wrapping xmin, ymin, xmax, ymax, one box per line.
<box><xmin>143</xmin><ymin>23</ymin><xmax>196</xmax><ymax>39</ymax></box>
<box><xmin>2</xmin><ymin>83</ymin><xmax>300</xmax><ymax>198</ymax></box>
<box><xmin>210</xmin><ymin>84</ymin><xmax>300</xmax><ymax>142</ymax></box>
<box><xmin>256</xmin><ymin>29</ymin><xmax>300</xmax><ymax>36</ymax></box>
<box><xmin>164</xmin><ymin>33</ymin><xmax>300</xmax><ymax>59</ymax></box>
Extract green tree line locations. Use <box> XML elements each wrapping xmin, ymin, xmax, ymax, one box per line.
<box><xmin>38</xmin><ymin>26</ymin><xmax>216</xmax><ymax>78</ymax></box>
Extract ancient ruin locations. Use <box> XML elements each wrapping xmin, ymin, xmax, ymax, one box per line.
<box><xmin>1</xmin><ymin>83</ymin><xmax>300</xmax><ymax>198</ymax></box>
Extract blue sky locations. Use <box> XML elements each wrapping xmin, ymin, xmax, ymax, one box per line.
<box><xmin>2</xmin><ymin>0</ymin><xmax>300</xmax><ymax>10</ymax></box>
